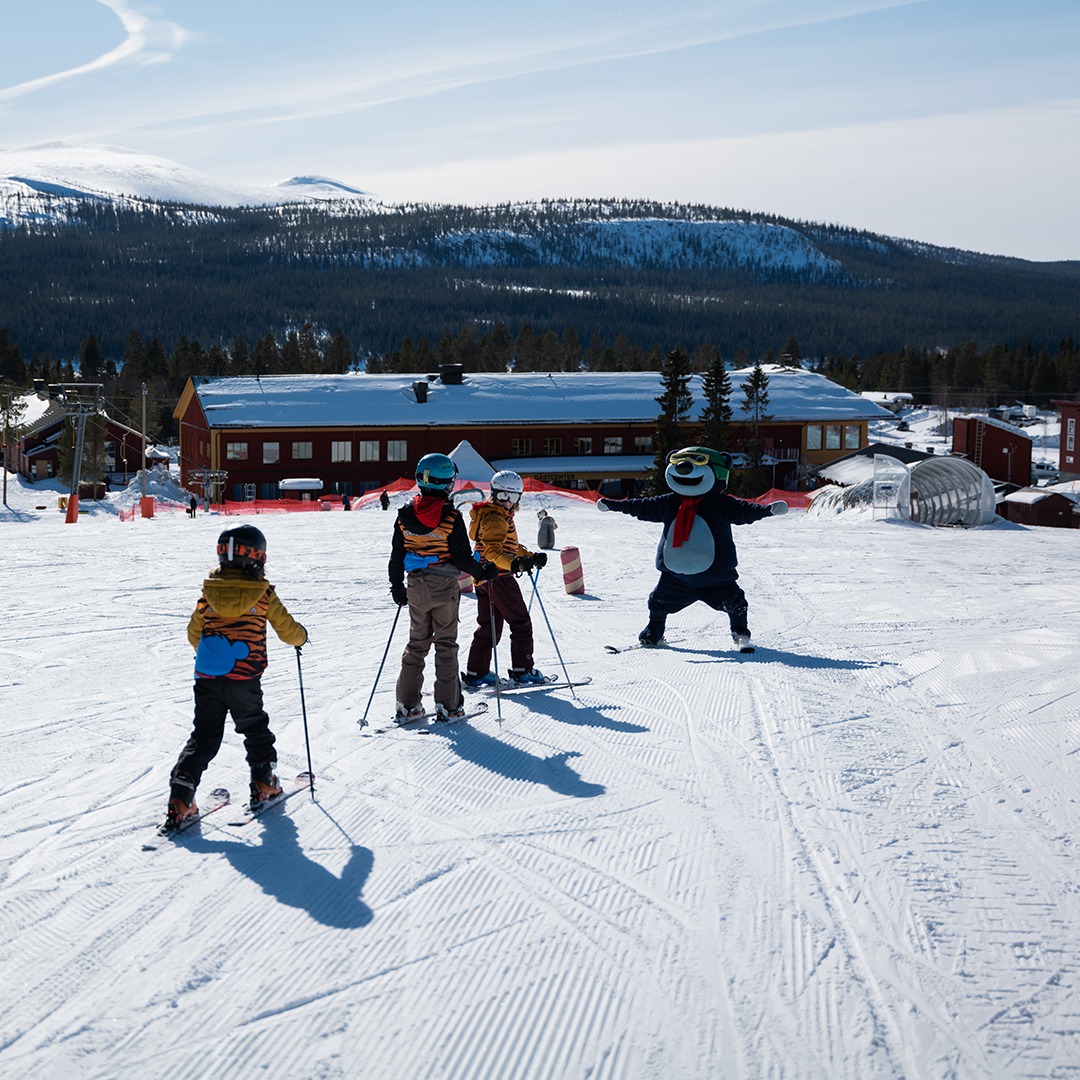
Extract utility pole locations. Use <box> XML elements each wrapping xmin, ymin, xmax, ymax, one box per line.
<box><xmin>140</xmin><ymin>382</ymin><xmax>147</xmax><ymax>502</ymax></box>
<box><xmin>52</xmin><ymin>383</ymin><xmax>103</xmax><ymax>524</ymax></box>
<box><xmin>1</xmin><ymin>388</ymin><xmax>10</xmax><ymax>508</ymax></box>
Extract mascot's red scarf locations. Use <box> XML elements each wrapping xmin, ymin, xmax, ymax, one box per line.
<box><xmin>672</xmin><ymin>497</ymin><xmax>702</xmax><ymax>547</ymax></box>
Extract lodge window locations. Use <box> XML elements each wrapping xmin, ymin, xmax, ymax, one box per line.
<box><xmin>358</xmin><ymin>440</ymin><xmax>379</xmax><ymax>461</ymax></box>
<box><xmin>226</xmin><ymin>442</ymin><xmax>248</xmax><ymax>461</ymax></box>
<box><xmin>292</xmin><ymin>441</ymin><xmax>313</xmax><ymax>460</ymax></box>
<box><xmin>806</xmin><ymin>425</ymin><xmax>822</xmax><ymax>451</ymax></box>
<box><xmin>604</xmin><ymin>437</ymin><xmax>623</xmax><ymax>454</ymax></box>
<box><xmin>574</xmin><ymin>437</ymin><xmax>593</xmax><ymax>454</ymax></box>
<box><xmin>387</xmin><ymin>440</ymin><xmax>408</xmax><ymax>462</ymax></box>
<box><xmin>825</xmin><ymin>425</ymin><xmax>842</xmax><ymax>450</ymax></box>
<box><xmin>263</xmin><ymin>442</ymin><xmax>279</xmax><ymax>465</ymax></box>
<box><xmin>844</xmin><ymin>425</ymin><xmax>861</xmax><ymax>450</ymax></box>
<box><xmin>542</xmin><ymin>438</ymin><xmax>562</xmax><ymax>455</ymax></box>
<box><xmin>1068</xmin><ymin>418</ymin><xmax>1076</xmax><ymax>453</ymax></box>
<box><xmin>634</xmin><ymin>436</ymin><xmax>653</xmax><ymax>453</ymax></box>
<box><xmin>331</xmin><ymin>440</ymin><xmax>351</xmax><ymax>463</ymax></box>
<box><xmin>512</xmin><ymin>438</ymin><xmax>532</xmax><ymax>456</ymax></box>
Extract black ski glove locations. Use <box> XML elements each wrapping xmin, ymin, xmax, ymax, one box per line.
<box><xmin>511</xmin><ymin>555</ymin><xmax>534</xmax><ymax>574</ymax></box>
<box><xmin>390</xmin><ymin>583</ymin><xmax>408</xmax><ymax>606</ymax></box>
<box><xmin>475</xmin><ymin>561</ymin><xmax>500</xmax><ymax>581</ymax></box>
<box><xmin>530</xmin><ymin>552</ymin><xmax>548</xmax><ymax>569</ymax></box>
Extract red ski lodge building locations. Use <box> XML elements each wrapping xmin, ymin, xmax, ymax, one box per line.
<box><xmin>172</xmin><ymin>365</ymin><xmax>891</xmax><ymax>504</ymax></box>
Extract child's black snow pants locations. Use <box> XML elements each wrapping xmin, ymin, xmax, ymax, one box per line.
<box><xmin>171</xmin><ymin>677</ymin><xmax>277</xmax><ymax>794</ymax></box>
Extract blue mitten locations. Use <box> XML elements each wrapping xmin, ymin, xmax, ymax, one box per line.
<box><xmin>768</xmin><ymin>500</ymin><xmax>788</xmax><ymax>516</ymax></box>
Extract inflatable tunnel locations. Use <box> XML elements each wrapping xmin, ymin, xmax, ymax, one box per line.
<box><xmin>896</xmin><ymin>456</ymin><xmax>997</xmax><ymax>526</ymax></box>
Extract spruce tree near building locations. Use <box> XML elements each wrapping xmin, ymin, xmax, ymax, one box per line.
<box><xmin>732</xmin><ymin>358</ymin><xmax>773</xmax><ymax>496</ymax></box>
<box><xmin>699</xmin><ymin>355</ymin><xmax>733</xmax><ymax>457</ymax></box>
<box><xmin>647</xmin><ymin>346</ymin><xmax>694</xmax><ymax>495</ymax></box>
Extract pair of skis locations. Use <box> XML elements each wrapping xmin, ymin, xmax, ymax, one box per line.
<box><xmin>148</xmin><ymin>771</ymin><xmax>313</xmax><ymax>847</ymax></box>
<box><xmin>605</xmin><ymin>639</ymin><xmax>756</xmax><ymax>655</ymax></box>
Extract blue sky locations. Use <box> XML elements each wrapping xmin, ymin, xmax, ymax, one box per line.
<box><xmin>2</xmin><ymin>0</ymin><xmax>1078</xmax><ymax>260</ymax></box>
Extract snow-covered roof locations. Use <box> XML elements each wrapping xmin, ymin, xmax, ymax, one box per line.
<box><xmin>490</xmin><ymin>454</ymin><xmax>653</xmax><ymax>475</ymax></box>
<box><xmin>187</xmin><ymin>369</ymin><xmax>890</xmax><ymax>429</ymax></box>
<box><xmin>1001</xmin><ymin>488</ymin><xmax>1073</xmax><ymax>505</ymax></box>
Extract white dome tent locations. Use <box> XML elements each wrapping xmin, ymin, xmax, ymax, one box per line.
<box><xmin>884</xmin><ymin>454</ymin><xmax>997</xmax><ymax>525</ymax></box>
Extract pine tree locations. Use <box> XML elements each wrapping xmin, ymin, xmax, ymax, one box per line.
<box><xmin>699</xmin><ymin>356</ymin><xmax>732</xmax><ymax>453</ymax></box>
<box><xmin>648</xmin><ymin>346</ymin><xmax>694</xmax><ymax>493</ymax></box>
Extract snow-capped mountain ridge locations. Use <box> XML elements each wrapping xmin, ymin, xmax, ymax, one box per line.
<box><xmin>0</xmin><ymin>142</ymin><xmax>371</xmax><ymax>209</ymax></box>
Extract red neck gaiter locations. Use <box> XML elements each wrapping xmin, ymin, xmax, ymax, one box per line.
<box><xmin>672</xmin><ymin>497</ymin><xmax>702</xmax><ymax>547</ymax></box>
<box><xmin>413</xmin><ymin>494</ymin><xmax>446</xmax><ymax>528</ymax></box>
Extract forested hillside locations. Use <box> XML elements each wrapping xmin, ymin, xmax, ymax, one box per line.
<box><xmin>1</xmin><ymin>196</ymin><xmax>1078</xmax><ymax>438</ymax></box>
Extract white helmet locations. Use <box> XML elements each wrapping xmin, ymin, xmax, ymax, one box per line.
<box><xmin>490</xmin><ymin>470</ymin><xmax>524</xmax><ymax>508</ymax></box>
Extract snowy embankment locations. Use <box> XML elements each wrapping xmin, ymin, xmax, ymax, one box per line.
<box><xmin>1</xmin><ymin>480</ymin><xmax>1078</xmax><ymax>1079</ymax></box>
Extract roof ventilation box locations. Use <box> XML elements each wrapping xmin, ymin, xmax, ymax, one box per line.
<box><xmin>439</xmin><ymin>364</ymin><xmax>464</xmax><ymax>385</ymax></box>
<box><xmin>413</xmin><ymin>381</ymin><xmax>428</xmax><ymax>403</ymax></box>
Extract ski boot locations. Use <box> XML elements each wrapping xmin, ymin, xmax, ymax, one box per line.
<box><xmin>509</xmin><ymin>667</ymin><xmax>547</xmax><ymax>686</ymax></box>
<box><xmin>732</xmin><ymin>631</ymin><xmax>755</xmax><ymax>654</ymax></box>
<box><xmin>249</xmin><ymin>761</ymin><xmax>283</xmax><ymax>805</ymax></box>
<box><xmin>638</xmin><ymin>619</ymin><xmax>666</xmax><ymax>647</ymax></box>
<box><xmin>462</xmin><ymin>671</ymin><xmax>499</xmax><ymax>688</ymax></box>
<box><xmin>165</xmin><ymin>791</ymin><xmax>199</xmax><ymax>832</ymax></box>
<box><xmin>395</xmin><ymin>700</ymin><xmax>427</xmax><ymax>722</ymax></box>
<box><xmin>435</xmin><ymin>701</ymin><xmax>467</xmax><ymax>722</ymax></box>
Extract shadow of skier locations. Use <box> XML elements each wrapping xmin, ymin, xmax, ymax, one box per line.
<box><xmin>186</xmin><ymin>810</ymin><xmax>374</xmax><ymax>929</ymax></box>
<box><xmin>435</xmin><ymin>722</ymin><xmax>605</xmax><ymax>799</ymax></box>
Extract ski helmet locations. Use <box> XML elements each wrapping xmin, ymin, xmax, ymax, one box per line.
<box><xmin>415</xmin><ymin>452</ymin><xmax>458</xmax><ymax>493</ymax></box>
<box><xmin>490</xmin><ymin>470</ymin><xmax>524</xmax><ymax>508</ymax></box>
<box><xmin>665</xmin><ymin>446</ymin><xmax>733</xmax><ymax>495</ymax></box>
<box><xmin>217</xmin><ymin>524</ymin><xmax>267</xmax><ymax>570</ymax></box>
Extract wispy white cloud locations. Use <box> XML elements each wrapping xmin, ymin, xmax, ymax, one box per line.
<box><xmin>0</xmin><ymin>0</ymin><xmax>192</xmax><ymax>104</ymax></box>
<box><xmin>114</xmin><ymin>0</ymin><xmax>924</xmax><ymax>137</ymax></box>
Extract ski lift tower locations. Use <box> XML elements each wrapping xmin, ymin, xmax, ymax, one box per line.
<box><xmin>190</xmin><ymin>469</ymin><xmax>228</xmax><ymax>507</ymax></box>
<box><xmin>52</xmin><ymin>383</ymin><xmax>103</xmax><ymax>524</ymax></box>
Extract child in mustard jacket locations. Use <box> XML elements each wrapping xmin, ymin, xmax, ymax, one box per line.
<box><xmin>166</xmin><ymin>524</ymin><xmax>307</xmax><ymax>831</ymax></box>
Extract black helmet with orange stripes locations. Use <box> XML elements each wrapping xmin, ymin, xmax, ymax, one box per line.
<box><xmin>217</xmin><ymin>525</ymin><xmax>267</xmax><ymax>571</ymax></box>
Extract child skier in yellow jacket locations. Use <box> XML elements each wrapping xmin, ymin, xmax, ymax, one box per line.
<box><xmin>167</xmin><ymin>524</ymin><xmax>307</xmax><ymax>830</ymax></box>
<box><xmin>463</xmin><ymin>471</ymin><xmax>549</xmax><ymax>687</ymax></box>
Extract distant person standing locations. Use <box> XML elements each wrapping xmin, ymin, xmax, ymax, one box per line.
<box><xmin>188</xmin><ymin>495</ymin><xmax>198</xmax><ymax>519</ymax></box>
<box><xmin>380</xmin><ymin>490</ymin><xmax>390</xmax><ymax>511</ymax></box>
<box><xmin>536</xmin><ymin>509</ymin><xmax>558</xmax><ymax>550</ymax></box>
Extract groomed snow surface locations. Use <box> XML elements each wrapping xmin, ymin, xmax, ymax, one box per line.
<box><xmin>2</xmin><ymin>477</ymin><xmax>1079</xmax><ymax>1079</ymax></box>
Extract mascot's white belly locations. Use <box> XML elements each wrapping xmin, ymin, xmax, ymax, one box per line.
<box><xmin>662</xmin><ymin>517</ymin><xmax>715</xmax><ymax>575</ymax></box>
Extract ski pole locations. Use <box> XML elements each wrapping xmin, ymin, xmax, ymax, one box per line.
<box><xmin>487</xmin><ymin>576</ymin><xmax>503</xmax><ymax>725</ymax></box>
<box><xmin>358</xmin><ymin>603</ymin><xmax>402</xmax><ymax>728</ymax></box>
<box><xmin>527</xmin><ymin>569</ymin><xmax>578</xmax><ymax>699</ymax></box>
<box><xmin>526</xmin><ymin>565</ymin><xmax>539</xmax><ymax>613</ymax></box>
<box><xmin>295</xmin><ymin>646</ymin><xmax>315</xmax><ymax>797</ymax></box>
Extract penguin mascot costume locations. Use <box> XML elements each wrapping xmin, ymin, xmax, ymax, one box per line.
<box><xmin>597</xmin><ymin>446</ymin><xmax>788</xmax><ymax>651</ymax></box>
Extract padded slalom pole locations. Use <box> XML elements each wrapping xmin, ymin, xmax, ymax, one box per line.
<box><xmin>358</xmin><ymin>603</ymin><xmax>402</xmax><ymax>728</ymax></box>
<box><xmin>526</xmin><ymin>569</ymin><xmax>578</xmax><ymax>700</ymax></box>
<box><xmin>295</xmin><ymin>646</ymin><xmax>315</xmax><ymax>798</ymax></box>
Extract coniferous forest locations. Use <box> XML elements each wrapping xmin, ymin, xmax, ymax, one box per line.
<box><xmin>1</xmin><ymin>196</ymin><xmax>1078</xmax><ymax>438</ymax></box>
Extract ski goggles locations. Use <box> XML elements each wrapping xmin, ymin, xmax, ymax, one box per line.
<box><xmin>668</xmin><ymin>450</ymin><xmax>714</xmax><ymax>468</ymax></box>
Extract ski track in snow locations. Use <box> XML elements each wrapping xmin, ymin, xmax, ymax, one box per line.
<box><xmin>2</xmin><ymin>496</ymin><xmax>1080</xmax><ymax>1079</ymax></box>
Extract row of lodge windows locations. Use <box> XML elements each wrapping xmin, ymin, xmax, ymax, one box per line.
<box><xmin>806</xmin><ymin>424</ymin><xmax>862</xmax><ymax>452</ymax></box>
<box><xmin>511</xmin><ymin>435</ymin><xmax>655</xmax><ymax>456</ymax></box>
<box><xmin>224</xmin><ymin>439</ymin><xmax>410</xmax><ymax>464</ymax></box>
<box><xmin>219</xmin><ymin>427</ymin><xmax>862</xmax><ymax>466</ymax></box>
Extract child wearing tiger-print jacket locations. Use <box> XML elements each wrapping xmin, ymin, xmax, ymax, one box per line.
<box><xmin>167</xmin><ymin>525</ymin><xmax>306</xmax><ymax>829</ymax></box>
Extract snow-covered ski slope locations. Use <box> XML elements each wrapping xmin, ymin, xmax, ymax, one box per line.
<box><xmin>2</xmin><ymin>483</ymin><xmax>1078</xmax><ymax>1079</ymax></box>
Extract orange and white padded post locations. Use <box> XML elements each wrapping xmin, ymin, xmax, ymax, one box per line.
<box><xmin>458</xmin><ymin>572</ymin><xmax>474</xmax><ymax>594</ymax></box>
<box><xmin>560</xmin><ymin>545</ymin><xmax>585</xmax><ymax>595</ymax></box>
